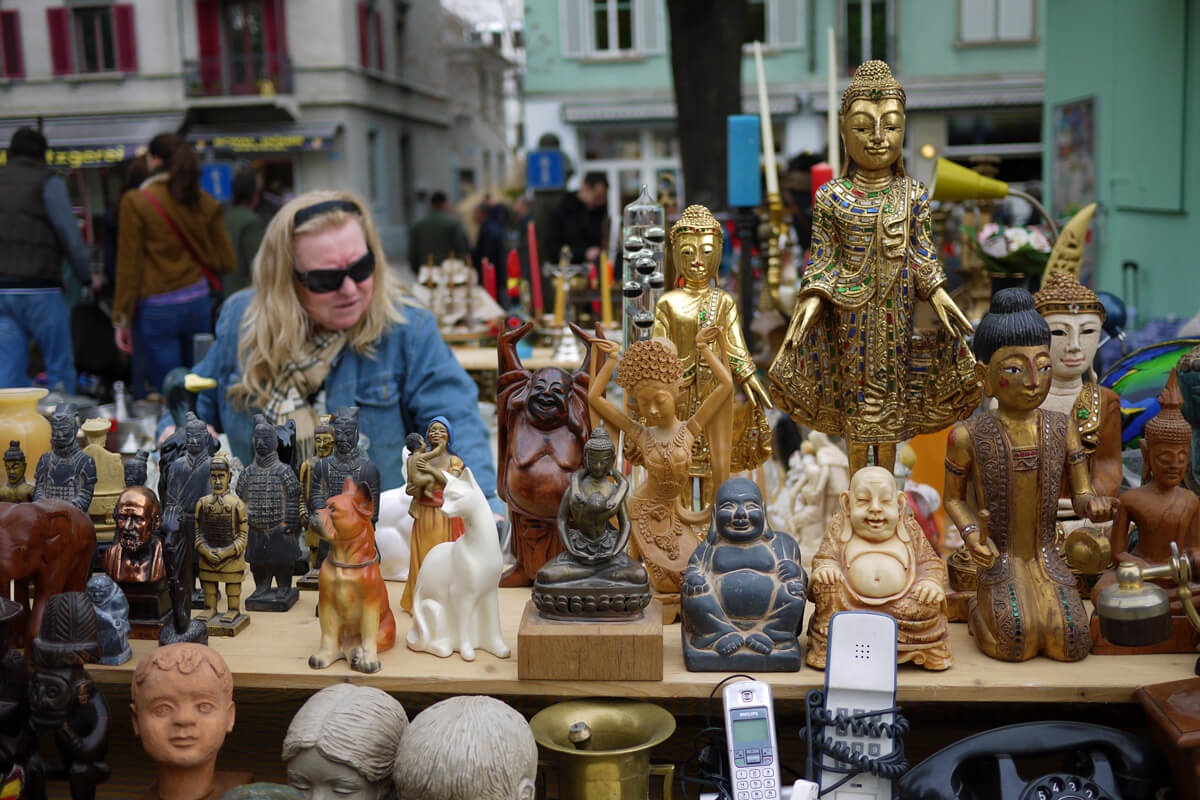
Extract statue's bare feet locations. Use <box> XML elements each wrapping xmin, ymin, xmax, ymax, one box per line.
<box><xmin>746</xmin><ymin>633</ymin><xmax>773</xmax><ymax>654</ymax></box>
<box><xmin>716</xmin><ymin>632</ymin><xmax>744</xmax><ymax>656</ymax></box>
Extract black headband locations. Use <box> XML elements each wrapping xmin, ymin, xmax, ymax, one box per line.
<box><xmin>293</xmin><ymin>199</ymin><xmax>362</xmax><ymax>228</ymax></box>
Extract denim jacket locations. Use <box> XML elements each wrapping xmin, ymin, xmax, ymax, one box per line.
<box><xmin>173</xmin><ymin>290</ymin><xmax>499</xmax><ymax>504</ymax></box>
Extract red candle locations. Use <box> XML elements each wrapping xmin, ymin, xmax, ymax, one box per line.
<box><xmin>811</xmin><ymin>162</ymin><xmax>834</xmax><ymax>208</ymax></box>
<box><xmin>482</xmin><ymin>257</ymin><xmax>497</xmax><ymax>300</ymax></box>
<box><xmin>526</xmin><ymin>221</ymin><xmax>543</xmax><ymax>314</ymax></box>
<box><xmin>506</xmin><ymin>252</ymin><xmax>521</xmax><ymax>300</ymax></box>
<box><xmin>589</xmin><ymin>263</ymin><xmax>601</xmax><ymax>315</ymax></box>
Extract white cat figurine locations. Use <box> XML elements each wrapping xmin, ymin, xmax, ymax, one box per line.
<box><xmin>375</xmin><ymin>487</ymin><xmax>413</xmax><ymax>581</ymax></box>
<box><xmin>405</xmin><ymin>467</ymin><xmax>510</xmax><ymax>661</ymax></box>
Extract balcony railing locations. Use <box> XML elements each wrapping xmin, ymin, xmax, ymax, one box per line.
<box><xmin>184</xmin><ymin>53</ymin><xmax>293</xmax><ymax>98</ymax></box>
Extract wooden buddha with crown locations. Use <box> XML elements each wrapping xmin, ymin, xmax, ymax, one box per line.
<box><xmin>769</xmin><ymin>60</ymin><xmax>979</xmax><ymax>474</ymax></box>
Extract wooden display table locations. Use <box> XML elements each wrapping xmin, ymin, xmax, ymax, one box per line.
<box><xmin>90</xmin><ymin>585</ymin><xmax>1198</xmax><ymax>703</ymax></box>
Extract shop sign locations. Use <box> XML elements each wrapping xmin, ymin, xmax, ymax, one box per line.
<box><xmin>0</xmin><ymin>144</ymin><xmax>129</xmax><ymax>168</ymax></box>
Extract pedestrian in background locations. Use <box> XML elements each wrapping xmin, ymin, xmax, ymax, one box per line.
<box><xmin>0</xmin><ymin>127</ymin><xmax>102</xmax><ymax>392</ymax></box>
<box><xmin>408</xmin><ymin>191</ymin><xmax>470</xmax><ymax>269</ymax></box>
<box><xmin>222</xmin><ymin>165</ymin><xmax>267</xmax><ymax>299</ymax></box>
<box><xmin>114</xmin><ymin>132</ymin><xmax>235</xmax><ymax>397</ymax></box>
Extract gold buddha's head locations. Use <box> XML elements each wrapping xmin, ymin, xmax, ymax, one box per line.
<box><xmin>1033</xmin><ymin>272</ymin><xmax>1106</xmax><ymax>383</ymax></box>
<box><xmin>1142</xmin><ymin>369</ymin><xmax>1191</xmax><ymax>488</ymax></box>
<box><xmin>617</xmin><ymin>338</ymin><xmax>683</xmax><ymax>428</ymax></box>
<box><xmin>670</xmin><ymin>205</ymin><xmax>723</xmax><ymax>286</ymax></box>
<box><xmin>839</xmin><ymin>60</ymin><xmax>907</xmax><ymax>177</ymax></box>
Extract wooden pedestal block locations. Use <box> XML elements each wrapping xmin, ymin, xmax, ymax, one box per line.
<box><xmin>517</xmin><ymin>600</ymin><xmax>663</xmax><ymax>681</ymax></box>
<box><xmin>946</xmin><ymin>590</ymin><xmax>972</xmax><ymax>623</ymax></box>
<box><xmin>1136</xmin><ymin>677</ymin><xmax>1200</xmax><ymax>800</ymax></box>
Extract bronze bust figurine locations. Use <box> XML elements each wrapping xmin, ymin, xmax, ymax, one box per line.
<box><xmin>532</xmin><ymin>427</ymin><xmax>651</xmax><ymax>620</ymax></box>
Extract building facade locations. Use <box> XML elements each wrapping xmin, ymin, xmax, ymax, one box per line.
<box><xmin>523</xmin><ymin>0</ymin><xmax>1046</xmax><ymax>229</ymax></box>
<box><xmin>0</xmin><ymin>0</ymin><xmax>504</xmax><ymax>262</ymax></box>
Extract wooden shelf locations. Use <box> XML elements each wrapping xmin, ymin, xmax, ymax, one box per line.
<box><xmin>89</xmin><ymin>586</ymin><xmax>1198</xmax><ymax>703</ymax></box>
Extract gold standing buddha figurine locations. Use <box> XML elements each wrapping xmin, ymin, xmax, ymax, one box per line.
<box><xmin>769</xmin><ymin>60</ymin><xmax>979</xmax><ymax>474</ymax></box>
<box><xmin>653</xmin><ymin>205</ymin><xmax>772</xmax><ymax>507</ymax></box>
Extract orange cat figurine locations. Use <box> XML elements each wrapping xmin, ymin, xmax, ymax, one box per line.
<box><xmin>308</xmin><ymin>477</ymin><xmax>396</xmax><ymax>674</ymax></box>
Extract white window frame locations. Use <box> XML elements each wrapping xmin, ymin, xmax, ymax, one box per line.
<box><xmin>956</xmin><ymin>0</ymin><xmax>1038</xmax><ymax>46</ymax></box>
<box><xmin>840</xmin><ymin>0</ymin><xmax>895</xmax><ymax>75</ymax></box>
<box><xmin>743</xmin><ymin>0</ymin><xmax>807</xmax><ymax>52</ymax></box>
<box><xmin>591</xmin><ymin>0</ymin><xmax>636</xmax><ymax>55</ymax></box>
<box><xmin>561</xmin><ymin>0</ymin><xmax>664</xmax><ymax>59</ymax></box>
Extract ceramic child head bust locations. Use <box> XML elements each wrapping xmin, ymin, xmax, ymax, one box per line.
<box><xmin>283</xmin><ymin>684</ymin><xmax>408</xmax><ymax>800</ymax></box>
<box><xmin>131</xmin><ymin>643</ymin><xmax>237</xmax><ymax>798</ymax></box>
<box><xmin>393</xmin><ymin>696</ymin><xmax>537</xmax><ymax>800</ymax></box>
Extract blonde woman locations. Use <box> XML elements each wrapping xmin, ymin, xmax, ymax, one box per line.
<box><xmin>159</xmin><ymin>190</ymin><xmax>499</xmax><ymax>506</ymax></box>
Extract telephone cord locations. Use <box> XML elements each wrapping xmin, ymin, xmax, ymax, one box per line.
<box><xmin>801</xmin><ymin>688</ymin><xmax>910</xmax><ymax>796</ymax></box>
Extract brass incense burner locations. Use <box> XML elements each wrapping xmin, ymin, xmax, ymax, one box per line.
<box><xmin>530</xmin><ymin>700</ymin><xmax>675</xmax><ymax>800</ymax></box>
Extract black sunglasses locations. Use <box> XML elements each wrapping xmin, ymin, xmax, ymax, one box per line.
<box><xmin>293</xmin><ymin>250</ymin><xmax>376</xmax><ymax>293</ymax></box>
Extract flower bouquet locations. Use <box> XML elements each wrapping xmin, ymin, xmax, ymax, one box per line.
<box><xmin>971</xmin><ymin>222</ymin><xmax>1053</xmax><ymax>275</ymax></box>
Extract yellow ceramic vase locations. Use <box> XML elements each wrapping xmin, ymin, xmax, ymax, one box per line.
<box><xmin>0</xmin><ymin>388</ymin><xmax>50</xmax><ymax>482</ymax></box>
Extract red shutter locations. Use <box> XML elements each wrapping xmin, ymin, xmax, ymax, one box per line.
<box><xmin>113</xmin><ymin>4</ymin><xmax>137</xmax><ymax>72</ymax></box>
<box><xmin>263</xmin><ymin>0</ymin><xmax>288</xmax><ymax>83</ymax></box>
<box><xmin>373</xmin><ymin>7</ymin><xmax>384</xmax><ymax>71</ymax></box>
<box><xmin>0</xmin><ymin>11</ymin><xmax>23</xmax><ymax>79</ymax></box>
<box><xmin>196</xmin><ymin>0</ymin><xmax>221</xmax><ymax>91</ymax></box>
<box><xmin>46</xmin><ymin>7</ymin><xmax>73</xmax><ymax>76</ymax></box>
<box><xmin>357</xmin><ymin>2</ymin><xmax>369</xmax><ymax>68</ymax></box>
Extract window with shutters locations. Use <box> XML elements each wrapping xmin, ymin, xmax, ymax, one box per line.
<box><xmin>189</xmin><ymin>0</ymin><xmax>287</xmax><ymax>96</ymax></box>
<box><xmin>0</xmin><ymin>10</ymin><xmax>23</xmax><ymax>78</ymax></box>
<box><xmin>560</xmin><ymin>0</ymin><xmax>663</xmax><ymax>58</ymax></box>
<box><xmin>47</xmin><ymin>3</ymin><xmax>137</xmax><ymax>76</ymax></box>
<box><xmin>842</xmin><ymin>0</ymin><xmax>893</xmax><ymax>74</ymax></box>
<box><xmin>358</xmin><ymin>1</ymin><xmax>384</xmax><ymax>71</ymax></box>
<box><xmin>958</xmin><ymin>0</ymin><xmax>1036</xmax><ymax>45</ymax></box>
<box><xmin>744</xmin><ymin>0</ymin><xmax>806</xmax><ymax>49</ymax></box>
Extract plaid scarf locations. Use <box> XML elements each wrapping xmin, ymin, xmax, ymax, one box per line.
<box><xmin>262</xmin><ymin>329</ymin><xmax>347</xmax><ymax>463</ymax></box>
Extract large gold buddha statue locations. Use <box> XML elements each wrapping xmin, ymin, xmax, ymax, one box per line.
<box><xmin>653</xmin><ymin>204</ymin><xmax>772</xmax><ymax>507</ymax></box>
<box><xmin>769</xmin><ymin>60</ymin><xmax>979</xmax><ymax>474</ymax></box>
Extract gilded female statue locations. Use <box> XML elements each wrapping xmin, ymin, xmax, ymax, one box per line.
<box><xmin>653</xmin><ymin>204</ymin><xmax>771</xmax><ymax>506</ymax></box>
<box><xmin>400</xmin><ymin>417</ymin><xmax>463</xmax><ymax>614</ymax></box>
<box><xmin>770</xmin><ymin>60</ymin><xmax>979</xmax><ymax>474</ymax></box>
<box><xmin>944</xmin><ymin>289</ymin><xmax>1116</xmax><ymax>662</ymax></box>
<box><xmin>587</xmin><ymin>331</ymin><xmax>732</xmax><ymax>620</ymax></box>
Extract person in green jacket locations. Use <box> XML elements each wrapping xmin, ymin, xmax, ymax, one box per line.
<box><xmin>222</xmin><ymin>166</ymin><xmax>267</xmax><ymax>298</ymax></box>
<box><xmin>408</xmin><ymin>191</ymin><xmax>470</xmax><ymax>270</ymax></box>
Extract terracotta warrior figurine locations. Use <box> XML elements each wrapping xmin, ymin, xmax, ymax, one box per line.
<box><xmin>0</xmin><ymin>441</ymin><xmax>33</xmax><ymax>502</ymax></box>
<box><xmin>1110</xmin><ymin>370</ymin><xmax>1200</xmax><ymax>562</ymax></box>
<box><xmin>162</xmin><ymin>413</ymin><xmax>215</xmax><ymax>603</ymax></box>
<box><xmin>770</xmin><ymin>60</ymin><xmax>979</xmax><ymax>474</ymax></box>
<box><xmin>24</xmin><ymin>592</ymin><xmax>110</xmax><ymax>800</ymax></box>
<box><xmin>237</xmin><ymin>417</ymin><xmax>302</xmax><ymax>612</ymax></box>
<box><xmin>532</xmin><ymin>426</ymin><xmax>651</xmax><ymax>620</ymax></box>
<box><xmin>1032</xmin><ymin>271</ymin><xmax>1123</xmax><ymax>502</ymax></box>
<box><xmin>131</xmin><ymin>643</ymin><xmax>250</xmax><ymax>800</ymax></box>
<box><xmin>125</xmin><ymin>449</ymin><xmax>150</xmax><ymax>488</ymax></box>
<box><xmin>497</xmin><ymin>321</ymin><xmax>591</xmax><ymax>586</ymax></box>
<box><xmin>297</xmin><ymin>414</ymin><xmax>334</xmax><ymax>588</ymax></box>
<box><xmin>393</xmin><ymin>696</ymin><xmax>537</xmax><ymax>800</ymax></box>
<box><xmin>34</xmin><ymin>403</ymin><xmax>97</xmax><ymax>513</ymax></box>
<box><xmin>807</xmin><ymin>466</ymin><xmax>951</xmax><ymax>670</ymax></box>
<box><xmin>195</xmin><ymin>455</ymin><xmax>250</xmax><ymax>633</ymax></box>
<box><xmin>79</xmin><ymin>417</ymin><xmax>123</xmax><ymax>537</ymax></box>
<box><xmin>302</xmin><ymin>408</ymin><xmax>382</xmax><ymax>572</ymax></box>
<box><xmin>654</xmin><ymin>204</ymin><xmax>772</xmax><ymax>507</ymax></box>
<box><xmin>283</xmin><ymin>684</ymin><xmax>408</xmax><ymax>800</ymax></box>
<box><xmin>944</xmin><ymin>289</ymin><xmax>1117</xmax><ymax>662</ymax></box>
<box><xmin>587</xmin><ymin>331</ymin><xmax>733</xmax><ymax>621</ymax></box>
<box><xmin>400</xmin><ymin>417</ymin><xmax>464</xmax><ymax>614</ymax></box>
<box><xmin>681</xmin><ymin>477</ymin><xmax>807</xmax><ymax>671</ymax></box>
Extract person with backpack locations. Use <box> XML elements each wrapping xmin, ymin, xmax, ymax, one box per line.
<box><xmin>114</xmin><ymin>133</ymin><xmax>235</xmax><ymax>397</ymax></box>
<box><xmin>0</xmin><ymin>128</ymin><xmax>103</xmax><ymax>392</ymax></box>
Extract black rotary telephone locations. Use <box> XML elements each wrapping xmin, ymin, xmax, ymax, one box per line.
<box><xmin>898</xmin><ymin>722</ymin><xmax>1166</xmax><ymax>800</ymax></box>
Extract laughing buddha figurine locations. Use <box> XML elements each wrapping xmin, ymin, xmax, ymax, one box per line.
<box><xmin>653</xmin><ymin>204</ymin><xmax>772</xmax><ymax>507</ymax></box>
<box><xmin>769</xmin><ymin>60</ymin><xmax>979</xmax><ymax>474</ymax></box>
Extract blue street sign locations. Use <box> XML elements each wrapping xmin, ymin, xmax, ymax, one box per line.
<box><xmin>526</xmin><ymin>149</ymin><xmax>565</xmax><ymax>190</ymax></box>
<box><xmin>201</xmin><ymin>163</ymin><xmax>233</xmax><ymax>203</ymax></box>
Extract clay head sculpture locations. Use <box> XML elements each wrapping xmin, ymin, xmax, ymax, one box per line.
<box><xmin>393</xmin><ymin>695</ymin><xmax>536</xmax><ymax>800</ymax></box>
<box><xmin>105</xmin><ymin>485</ymin><xmax>167</xmax><ymax>584</ymax></box>
<box><xmin>283</xmin><ymin>684</ymin><xmax>408</xmax><ymax>800</ymax></box>
<box><xmin>131</xmin><ymin>644</ymin><xmax>241</xmax><ymax>799</ymax></box>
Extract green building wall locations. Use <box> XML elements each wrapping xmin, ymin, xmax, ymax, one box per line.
<box><xmin>1043</xmin><ymin>0</ymin><xmax>1199</xmax><ymax>324</ymax></box>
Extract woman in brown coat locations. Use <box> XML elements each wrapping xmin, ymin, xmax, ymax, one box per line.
<box><xmin>114</xmin><ymin>133</ymin><xmax>234</xmax><ymax>396</ymax></box>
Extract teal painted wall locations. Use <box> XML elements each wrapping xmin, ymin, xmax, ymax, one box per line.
<box><xmin>896</xmin><ymin>0</ymin><xmax>1044</xmax><ymax>77</ymax></box>
<box><xmin>1043</xmin><ymin>0</ymin><xmax>1199</xmax><ymax>324</ymax></box>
